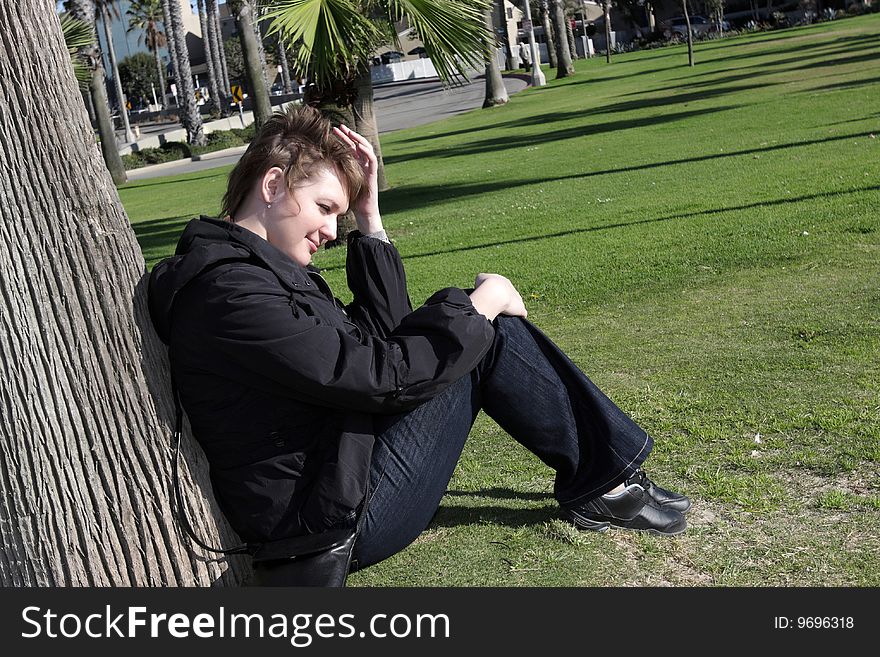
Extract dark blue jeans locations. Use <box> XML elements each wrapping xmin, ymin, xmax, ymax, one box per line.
<box><xmin>351</xmin><ymin>316</ymin><xmax>653</xmax><ymax>569</ymax></box>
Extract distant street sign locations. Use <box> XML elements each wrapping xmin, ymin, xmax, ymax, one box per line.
<box><xmin>231</xmin><ymin>85</ymin><xmax>244</xmax><ymax>103</ymax></box>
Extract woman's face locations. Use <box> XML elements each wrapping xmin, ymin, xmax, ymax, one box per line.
<box><xmin>265</xmin><ymin>167</ymin><xmax>348</xmax><ymax>266</ymax></box>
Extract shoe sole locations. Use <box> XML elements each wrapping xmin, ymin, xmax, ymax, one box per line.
<box><xmin>563</xmin><ymin>510</ymin><xmax>611</xmax><ymax>533</ymax></box>
<box><xmin>564</xmin><ymin>510</ymin><xmax>687</xmax><ymax>537</ymax></box>
<box><xmin>607</xmin><ymin>522</ymin><xmax>687</xmax><ymax>537</ymax></box>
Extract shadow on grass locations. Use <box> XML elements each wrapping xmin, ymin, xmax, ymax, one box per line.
<box><xmin>378</xmin><ymin>130</ymin><xmax>878</xmax><ymax>218</ymax></box>
<box><xmin>429</xmin><ymin>504</ymin><xmax>559</xmax><ymax>530</ymax></box>
<box><xmin>629</xmin><ymin>38</ymin><xmax>880</xmax><ymax>96</ymax></box>
<box><xmin>386</xmin><ymin>105</ymin><xmax>738</xmax><ymax>164</ymax></box>
<box><xmin>374</xmin><ymin>183</ymin><xmax>880</xmax><ymax>266</ymax></box>
<box><xmin>131</xmin><ymin>214</ymin><xmax>194</xmax><ymax>258</ymax></box>
<box><xmin>807</xmin><ymin>75</ymin><xmax>880</xmax><ymax>93</ymax></box>
<box><xmin>668</xmin><ymin>40</ymin><xmax>880</xmax><ymax>84</ymax></box>
<box><xmin>445</xmin><ymin>488</ymin><xmax>555</xmax><ymax>502</ymax></box>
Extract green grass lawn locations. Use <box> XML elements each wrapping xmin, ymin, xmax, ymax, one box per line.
<box><xmin>120</xmin><ymin>15</ymin><xmax>880</xmax><ymax>586</ymax></box>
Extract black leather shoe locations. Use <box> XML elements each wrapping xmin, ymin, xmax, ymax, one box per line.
<box><xmin>626</xmin><ymin>469</ymin><xmax>691</xmax><ymax>513</ymax></box>
<box><xmin>562</xmin><ymin>485</ymin><xmax>687</xmax><ymax>536</ymax></box>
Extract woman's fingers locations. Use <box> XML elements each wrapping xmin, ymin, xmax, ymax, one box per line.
<box><xmin>338</xmin><ymin>124</ymin><xmax>374</xmax><ymax>152</ymax></box>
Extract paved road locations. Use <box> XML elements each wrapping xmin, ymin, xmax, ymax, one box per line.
<box><xmin>126</xmin><ymin>74</ymin><xmax>527</xmax><ymax>182</ymax></box>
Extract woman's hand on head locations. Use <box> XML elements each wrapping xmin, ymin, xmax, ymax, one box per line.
<box><xmin>470</xmin><ymin>273</ymin><xmax>527</xmax><ymax>322</ymax></box>
<box><xmin>332</xmin><ymin>124</ymin><xmax>382</xmax><ymax>234</ymax></box>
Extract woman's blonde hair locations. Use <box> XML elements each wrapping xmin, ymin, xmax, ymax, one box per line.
<box><xmin>221</xmin><ymin>105</ymin><xmax>366</xmax><ymax>219</ymax></box>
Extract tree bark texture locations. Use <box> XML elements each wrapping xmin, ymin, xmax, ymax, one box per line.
<box><xmin>540</xmin><ymin>1</ymin><xmax>558</xmax><ymax>69</ymax></box>
<box><xmin>159</xmin><ymin>0</ymin><xmax>181</xmax><ymax>107</ymax></box>
<box><xmin>235</xmin><ymin>1</ymin><xmax>272</xmax><ymax>127</ymax></box>
<box><xmin>353</xmin><ymin>66</ymin><xmax>389</xmax><ymax>193</ymax></box>
<box><xmin>278</xmin><ymin>36</ymin><xmax>292</xmax><ymax>94</ymax></box>
<box><xmin>604</xmin><ymin>0</ymin><xmax>613</xmax><ymax>63</ymax></box>
<box><xmin>210</xmin><ymin>0</ymin><xmax>231</xmax><ymax>96</ymax></box>
<box><xmin>252</xmin><ymin>5</ymin><xmax>272</xmax><ymax>96</ymax></box>
<box><xmin>100</xmin><ymin>3</ymin><xmax>134</xmax><ymax>143</ymax></box>
<box><xmin>152</xmin><ymin>40</ymin><xmax>167</xmax><ymax>104</ymax></box>
<box><xmin>0</xmin><ymin>0</ymin><xmax>249</xmax><ymax>586</ymax></box>
<box><xmin>551</xmin><ymin>0</ymin><xmax>574</xmax><ymax>77</ymax></box>
<box><xmin>565</xmin><ymin>10</ymin><xmax>578</xmax><ymax>59</ymax></box>
<box><xmin>482</xmin><ymin>9</ymin><xmax>509</xmax><ymax>108</ymax></box>
<box><xmin>167</xmin><ymin>0</ymin><xmax>206</xmax><ymax>144</ymax></box>
<box><xmin>682</xmin><ymin>0</ymin><xmax>694</xmax><ymax>66</ymax></box>
<box><xmin>196</xmin><ymin>0</ymin><xmax>220</xmax><ymax>113</ymax></box>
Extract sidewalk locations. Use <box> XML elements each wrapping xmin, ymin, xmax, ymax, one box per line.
<box><xmin>123</xmin><ymin>74</ymin><xmax>528</xmax><ymax>182</ymax></box>
<box><xmin>125</xmin><ymin>145</ymin><xmax>250</xmax><ymax>182</ymax></box>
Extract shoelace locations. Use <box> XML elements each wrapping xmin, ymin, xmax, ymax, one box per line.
<box><xmin>626</xmin><ymin>468</ymin><xmax>654</xmax><ymax>491</ymax></box>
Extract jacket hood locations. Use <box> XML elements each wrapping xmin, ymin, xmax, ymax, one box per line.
<box><xmin>148</xmin><ymin>216</ymin><xmax>311</xmax><ymax>344</ymax></box>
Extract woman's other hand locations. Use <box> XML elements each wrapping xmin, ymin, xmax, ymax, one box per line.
<box><xmin>332</xmin><ymin>124</ymin><xmax>383</xmax><ymax>234</ymax></box>
<box><xmin>470</xmin><ymin>273</ymin><xmax>527</xmax><ymax>321</ymax></box>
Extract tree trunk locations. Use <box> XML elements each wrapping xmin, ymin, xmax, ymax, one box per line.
<box><xmin>71</xmin><ymin>0</ymin><xmax>126</xmax><ymax>185</ymax></box>
<box><xmin>565</xmin><ymin>11</ymin><xmax>578</xmax><ymax>59</ymax></box>
<box><xmin>550</xmin><ymin>0</ymin><xmax>574</xmax><ymax>77</ymax></box>
<box><xmin>482</xmin><ymin>9</ymin><xmax>509</xmax><ymax>108</ymax></box>
<box><xmin>683</xmin><ymin>0</ymin><xmax>694</xmax><ymax>66</ymax></box>
<box><xmin>90</xmin><ymin>62</ymin><xmax>128</xmax><ymax>185</ymax></box>
<box><xmin>159</xmin><ymin>0</ymin><xmax>181</xmax><ymax>109</ymax></box>
<box><xmin>604</xmin><ymin>0</ymin><xmax>613</xmax><ymax>63</ymax></box>
<box><xmin>353</xmin><ymin>66</ymin><xmax>389</xmax><ymax>192</ymax></box>
<box><xmin>540</xmin><ymin>1</ymin><xmax>558</xmax><ymax>69</ymax></box>
<box><xmin>235</xmin><ymin>0</ymin><xmax>272</xmax><ymax>127</ymax></box>
<box><xmin>196</xmin><ymin>0</ymin><xmax>220</xmax><ymax>114</ymax></box>
<box><xmin>168</xmin><ymin>0</ymin><xmax>206</xmax><ymax>144</ymax></box>
<box><xmin>252</xmin><ymin>6</ymin><xmax>272</xmax><ymax>97</ymax></box>
<box><xmin>152</xmin><ymin>42</ymin><xmax>167</xmax><ymax>107</ymax></box>
<box><xmin>100</xmin><ymin>3</ymin><xmax>134</xmax><ymax>143</ymax></box>
<box><xmin>210</xmin><ymin>0</ymin><xmax>231</xmax><ymax>96</ymax></box>
<box><xmin>0</xmin><ymin>0</ymin><xmax>250</xmax><ymax>586</ymax></box>
<box><xmin>278</xmin><ymin>36</ymin><xmax>293</xmax><ymax>94</ymax></box>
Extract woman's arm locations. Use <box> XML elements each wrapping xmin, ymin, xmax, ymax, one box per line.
<box><xmin>176</xmin><ymin>264</ymin><xmax>494</xmax><ymax>414</ymax></box>
<box><xmin>344</xmin><ymin>232</ymin><xmax>413</xmax><ymax>338</ymax></box>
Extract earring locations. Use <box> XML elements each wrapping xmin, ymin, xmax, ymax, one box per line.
<box><xmin>266</xmin><ymin>203</ymin><xmax>272</xmax><ymax>209</ymax></box>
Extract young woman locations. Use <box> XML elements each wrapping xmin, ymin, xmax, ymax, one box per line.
<box><xmin>148</xmin><ymin>106</ymin><xmax>689</xmax><ymax>584</ymax></box>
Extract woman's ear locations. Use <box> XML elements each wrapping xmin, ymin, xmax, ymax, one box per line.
<box><xmin>261</xmin><ymin>167</ymin><xmax>285</xmax><ymax>204</ymax></box>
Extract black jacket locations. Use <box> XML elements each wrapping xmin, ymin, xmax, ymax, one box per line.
<box><xmin>148</xmin><ymin>217</ymin><xmax>495</xmax><ymax>547</ymax></box>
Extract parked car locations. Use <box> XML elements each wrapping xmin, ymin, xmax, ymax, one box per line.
<box><xmin>379</xmin><ymin>50</ymin><xmax>404</xmax><ymax>64</ymax></box>
<box><xmin>661</xmin><ymin>15</ymin><xmax>729</xmax><ymax>37</ymax></box>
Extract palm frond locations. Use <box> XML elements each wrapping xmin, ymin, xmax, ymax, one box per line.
<box><xmin>60</xmin><ymin>12</ymin><xmax>96</xmax><ymax>90</ymax></box>
<box><xmin>263</xmin><ymin>0</ymin><xmax>385</xmax><ymax>84</ymax></box>
<box><xmin>386</xmin><ymin>0</ymin><xmax>491</xmax><ymax>82</ymax></box>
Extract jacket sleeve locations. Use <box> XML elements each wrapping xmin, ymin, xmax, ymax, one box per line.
<box><xmin>344</xmin><ymin>231</ymin><xmax>413</xmax><ymax>338</ymax></box>
<box><xmin>177</xmin><ymin>264</ymin><xmax>494</xmax><ymax>414</ymax></box>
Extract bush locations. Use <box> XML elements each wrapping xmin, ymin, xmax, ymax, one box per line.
<box><xmin>122</xmin><ymin>141</ymin><xmax>191</xmax><ymax>170</ymax></box>
<box><xmin>230</xmin><ymin>123</ymin><xmax>256</xmax><ymax>142</ymax></box>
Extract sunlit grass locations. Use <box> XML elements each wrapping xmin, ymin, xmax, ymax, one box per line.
<box><xmin>121</xmin><ymin>14</ymin><xmax>880</xmax><ymax>586</ymax></box>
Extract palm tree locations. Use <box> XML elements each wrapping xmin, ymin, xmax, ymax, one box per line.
<box><xmin>165</xmin><ymin>0</ymin><xmax>206</xmax><ymax>144</ymax></box>
<box><xmin>60</xmin><ymin>11</ymin><xmax>95</xmax><ymax>89</ymax></box>
<box><xmin>263</xmin><ymin>0</ymin><xmax>491</xmax><ymax>190</ymax></box>
<box><xmin>549</xmin><ymin>0</ymin><xmax>574</xmax><ymax>77</ymax></box>
<box><xmin>681</xmin><ymin>0</ymin><xmax>694</xmax><ymax>66</ymax></box>
<box><xmin>205</xmin><ymin>0</ymin><xmax>231</xmax><ymax>111</ymax></box>
<box><xmin>539</xmin><ymin>0</ymin><xmax>558</xmax><ymax>69</ymax></box>
<box><xmin>96</xmin><ymin>1</ymin><xmax>135</xmax><ymax>143</ymax></box>
<box><xmin>2</xmin><ymin>1</ymin><xmax>248</xmax><ymax>585</ymax></box>
<box><xmin>482</xmin><ymin>5</ymin><xmax>508</xmax><ymax>108</ymax></box>
<box><xmin>196</xmin><ymin>0</ymin><xmax>220</xmax><ymax>113</ymax></box>
<box><xmin>275</xmin><ymin>34</ymin><xmax>294</xmax><ymax>93</ymax></box>
<box><xmin>68</xmin><ymin>0</ymin><xmax>127</xmax><ymax>185</ymax></box>
<box><xmin>208</xmin><ymin>0</ymin><xmax>232</xmax><ymax>96</ymax></box>
<box><xmin>126</xmin><ymin>0</ymin><xmax>167</xmax><ymax>107</ymax></box>
<box><xmin>229</xmin><ymin>0</ymin><xmax>273</xmax><ymax>126</ymax></box>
